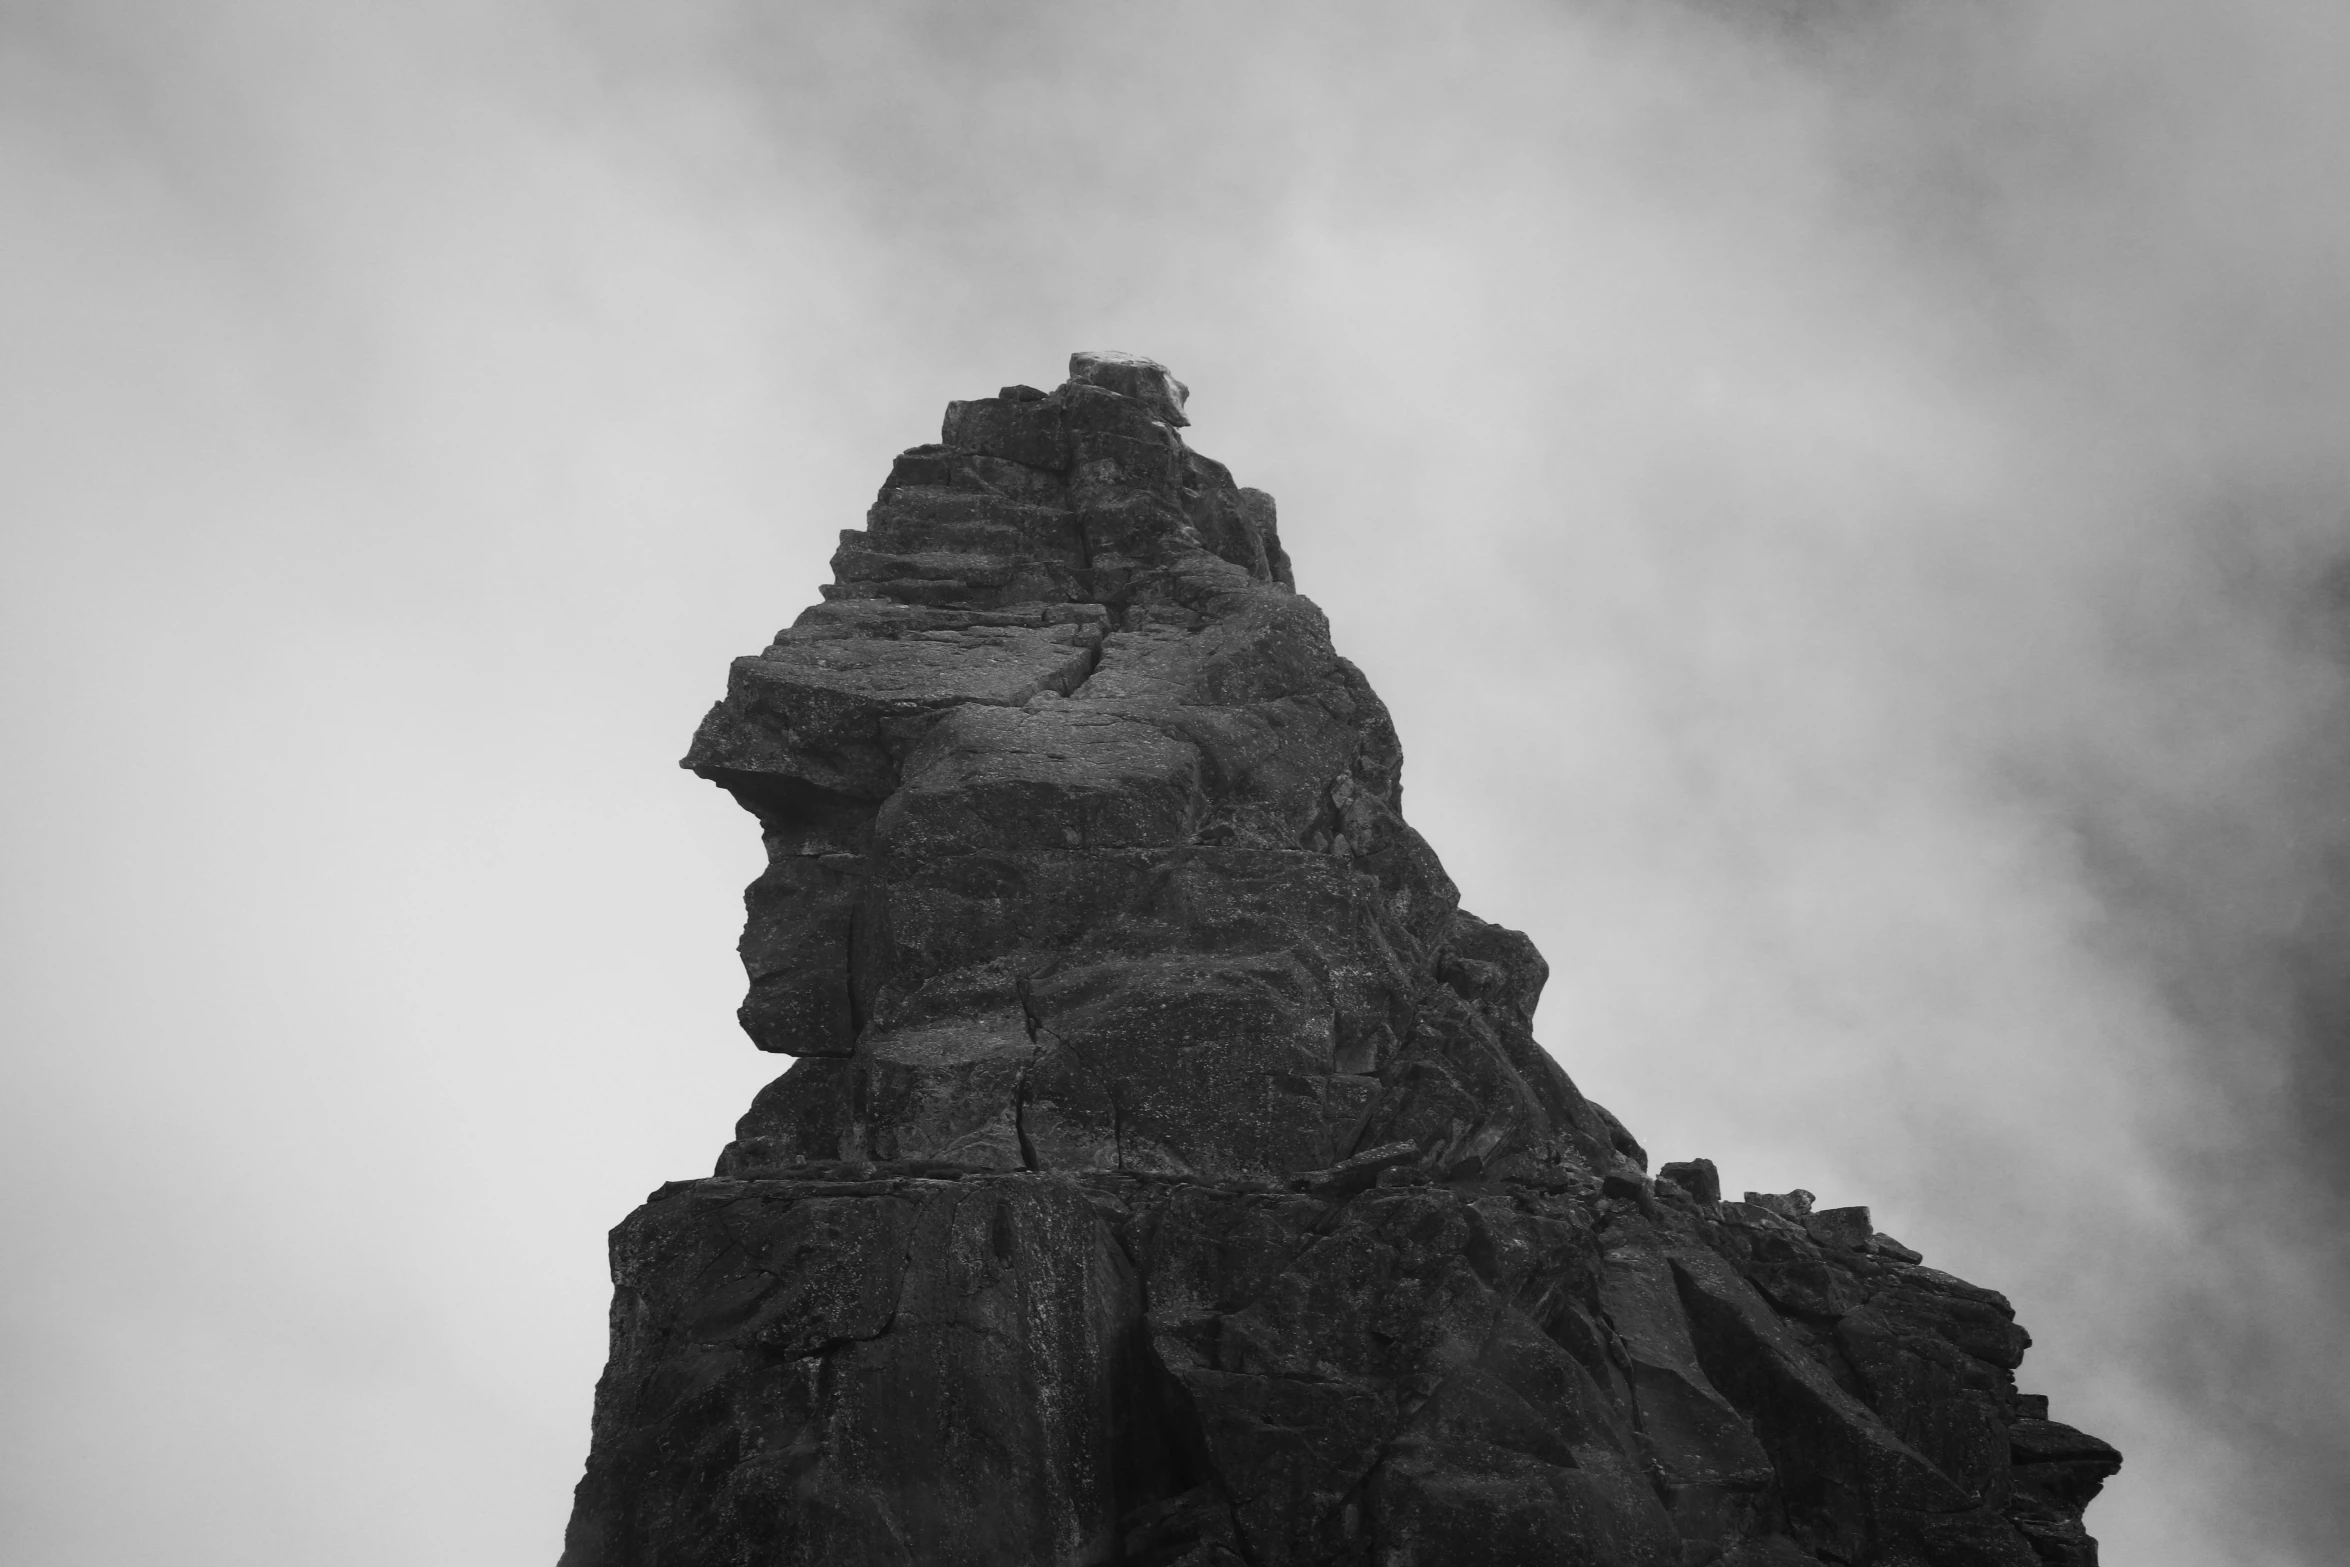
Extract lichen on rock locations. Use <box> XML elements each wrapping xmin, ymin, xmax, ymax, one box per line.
<box><xmin>560</xmin><ymin>352</ymin><xmax>2119</xmax><ymax>1567</ymax></box>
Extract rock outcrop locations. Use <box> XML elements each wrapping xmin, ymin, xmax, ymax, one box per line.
<box><xmin>561</xmin><ymin>354</ymin><xmax>2119</xmax><ymax>1566</ymax></box>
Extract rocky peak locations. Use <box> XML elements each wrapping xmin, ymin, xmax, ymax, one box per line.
<box><xmin>1068</xmin><ymin>347</ymin><xmax>1193</xmax><ymax>426</ymax></box>
<box><xmin>561</xmin><ymin>357</ymin><xmax>2119</xmax><ymax>1567</ymax></box>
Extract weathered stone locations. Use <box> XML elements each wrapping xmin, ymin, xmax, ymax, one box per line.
<box><xmin>2005</xmin><ymin>1419</ymin><xmax>2122</xmax><ymax>1566</ymax></box>
<box><xmin>563</xmin><ymin>356</ymin><xmax>2118</xmax><ymax>1566</ymax></box>
<box><xmin>734</xmin><ymin>849</ymin><xmax>862</xmax><ymax>1055</ymax></box>
<box><xmin>1745</xmin><ymin>1188</ymin><xmax>1816</xmax><ymax>1219</ymax></box>
<box><xmin>562</xmin><ymin>1177</ymin><xmax>1160</xmax><ymax>1567</ymax></box>
<box><xmin>1804</xmin><ymin>1204</ymin><xmax>1874</xmax><ymax>1250</ymax></box>
<box><xmin>716</xmin><ymin>1057</ymin><xmax>853</xmax><ymax>1172</ymax></box>
<box><xmin>1598</xmin><ymin>1222</ymin><xmax>1775</xmax><ymax>1556</ymax></box>
<box><xmin>1659</xmin><ymin>1157</ymin><xmax>1722</xmax><ymax>1204</ymax></box>
<box><xmin>1874</xmin><ymin>1231</ymin><xmax>1925</xmax><ymax>1264</ymax></box>
<box><xmin>943</xmin><ymin>391</ymin><xmax>1072</xmax><ymax>470</ymax></box>
<box><xmin>1069</xmin><ymin>347</ymin><xmax>1191</xmax><ymax>426</ymax></box>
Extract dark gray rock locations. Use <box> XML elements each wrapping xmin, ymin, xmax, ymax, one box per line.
<box><xmin>1069</xmin><ymin>348</ymin><xmax>1192</xmax><ymax>427</ymax></box>
<box><xmin>1804</xmin><ymin>1205</ymin><xmax>1873</xmax><ymax>1250</ymax></box>
<box><xmin>1659</xmin><ymin>1157</ymin><xmax>1722</xmax><ymax>1204</ymax></box>
<box><xmin>563</xmin><ymin>356</ymin><xmax>2119</xmax><ymax>1566</ymax></box>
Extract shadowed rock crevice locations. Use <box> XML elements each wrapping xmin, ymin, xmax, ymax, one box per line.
<box><xmin>563</xmin><ymin>354</ymin><xmax>2118</xmax><ymax>1567</ymax></box>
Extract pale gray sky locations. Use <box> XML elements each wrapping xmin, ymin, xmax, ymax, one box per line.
<box><xmin>4</xmin><ymin>3</ymin><xmax>2346</xmax><ymax>1563</ymax></box>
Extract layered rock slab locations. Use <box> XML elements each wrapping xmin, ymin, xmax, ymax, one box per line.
<box><xmin>563</xmin><ymin>355</ymin><xmax>2118</xmax><ymax>1566</ymax></box>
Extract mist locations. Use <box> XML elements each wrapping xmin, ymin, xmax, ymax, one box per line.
<box><xmin>3</xmin><ymin>2</ymin><xmax>2345</xmax><ymax>1563</ymax></box>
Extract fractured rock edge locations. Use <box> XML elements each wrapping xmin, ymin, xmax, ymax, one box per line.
<box><xmin>561</xmin><ymin>354</ymin><xmax>2119</xmax><ymax>1567</ymax></box>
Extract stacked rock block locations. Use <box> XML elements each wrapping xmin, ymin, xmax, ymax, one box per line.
<box><xmin>562</xmin><ymin>352</ymin><xmax>2118</xmax><ymax>1567</ymax></box>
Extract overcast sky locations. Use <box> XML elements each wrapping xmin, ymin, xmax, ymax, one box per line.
<box><xmin>4</xmin><ymin>2</ymin><xmax>2347</xmax><ymax>1563</ymax></box>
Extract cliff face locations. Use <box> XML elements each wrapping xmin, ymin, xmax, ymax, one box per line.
<box><xmin>560</xmin><ymin>351</ymin><xmax>2119</xmax><ymax>1567</ymax></box>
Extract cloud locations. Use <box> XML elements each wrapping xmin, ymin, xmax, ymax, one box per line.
<box><xmin>1</xmin><ymin>1</ymin><xmax>2342</xmax><ymax>1562</ymax></box>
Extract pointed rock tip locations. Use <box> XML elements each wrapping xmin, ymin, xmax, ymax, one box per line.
<box><xmin>1068</xmin><ymin>348</ymin><xmax>1190</xmax><ymax>427</ymax></box>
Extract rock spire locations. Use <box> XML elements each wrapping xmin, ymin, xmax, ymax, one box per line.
<box><xmin>560</xmin><ymin>352</ymin><xmax>2119</xmax><ymax>1566</ymax></box>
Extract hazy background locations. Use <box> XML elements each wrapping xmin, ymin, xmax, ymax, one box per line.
<box><xmin>4</xmin><ymin>1</ymin><xmax>2346</xmax><ymax>1562</ymax></box>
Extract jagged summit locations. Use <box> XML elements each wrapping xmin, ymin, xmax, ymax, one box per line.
<box><xmin>562</xmin><ymin>355</ymin><xmax>2118</xmax><ymax>1567</ymax></box>
<box><xmin>1068</xmin><ymin>348</ymin><xmax>1192</xmax><ymax>426</ymax></box>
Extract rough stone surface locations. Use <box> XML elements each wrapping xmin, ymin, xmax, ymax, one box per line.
<box><xmin>563</xmin><ymin>356</ymin><xmax>2119</xmax><ymax>1566</ymax></box>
